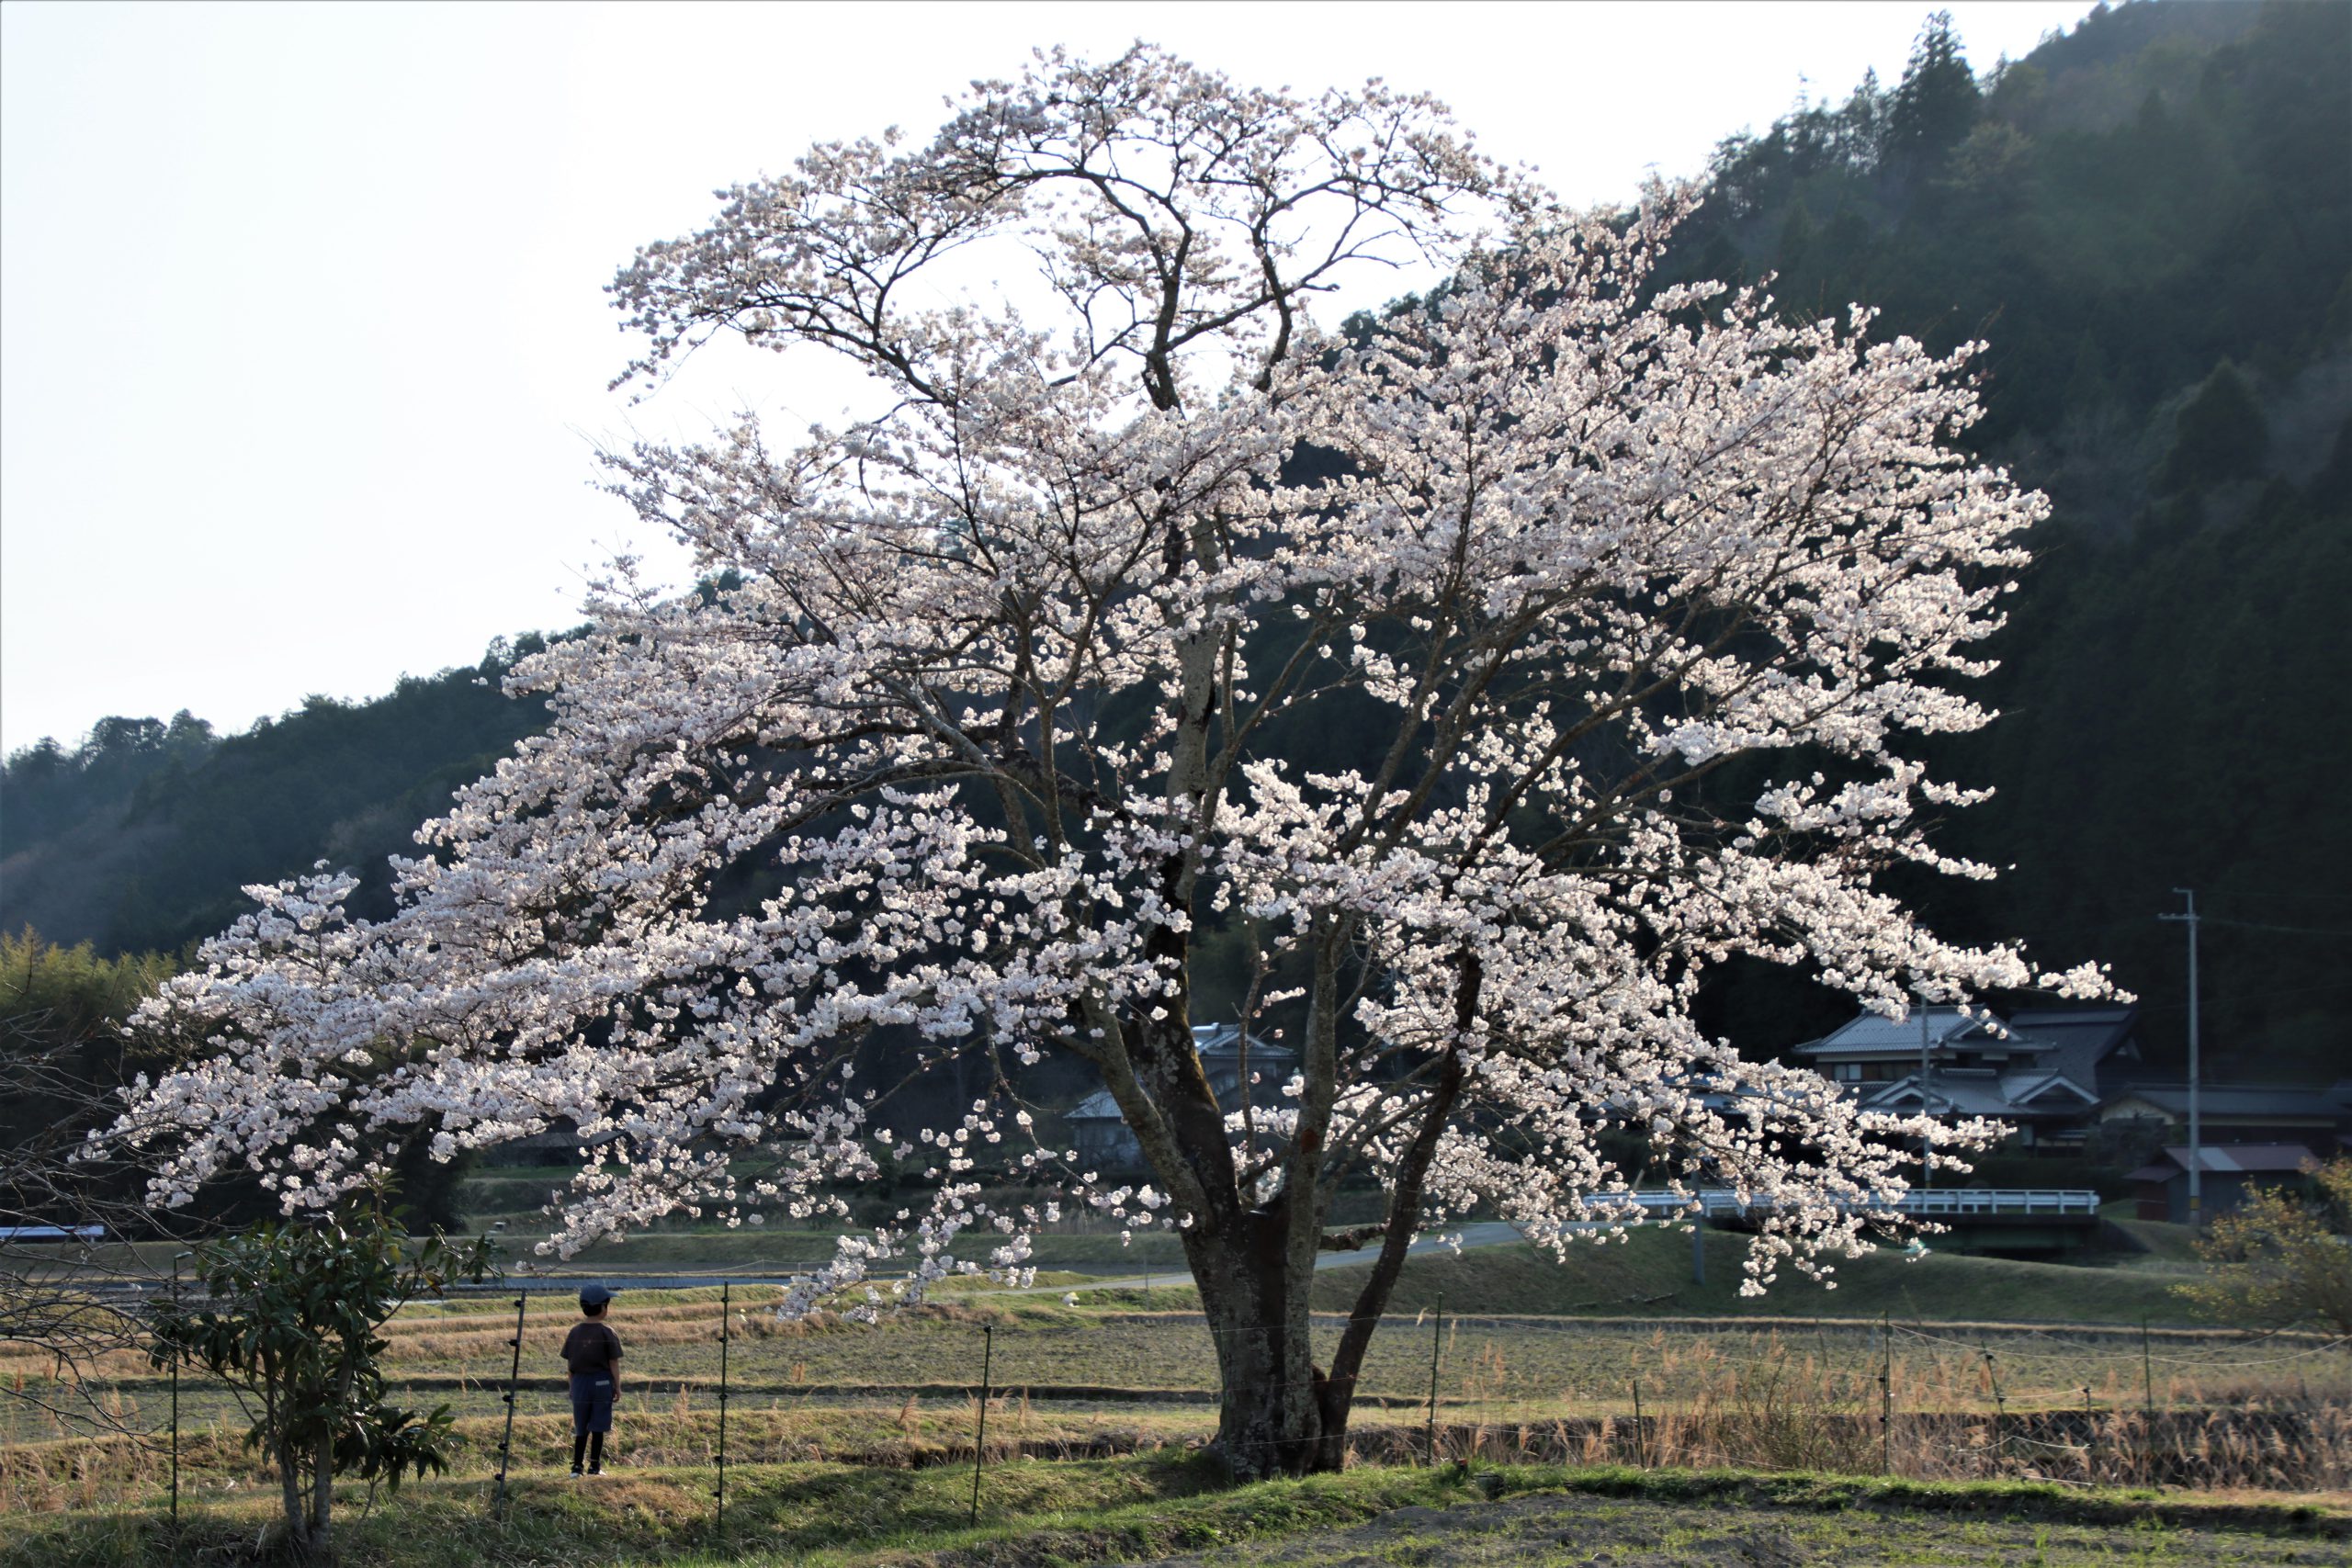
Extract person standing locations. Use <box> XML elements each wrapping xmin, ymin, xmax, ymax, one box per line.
<box><xmin>560</xmin><ymin>1283</ymin><xmax>623</xmax><ymax>1476</ymax></box>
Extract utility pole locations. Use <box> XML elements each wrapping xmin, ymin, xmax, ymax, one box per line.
<box><xmin>2159</xmin><ymin>889</ymin><xmax>2202</xmax><ymax>1225</ymax></box>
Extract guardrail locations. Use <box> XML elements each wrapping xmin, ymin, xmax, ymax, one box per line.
<box><xmin>1624</xmin><ymin>1188</ymin><xmax>2101</xmax><ymax>1219</ymax></box>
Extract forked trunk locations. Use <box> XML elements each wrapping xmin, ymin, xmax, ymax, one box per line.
<box><xmin>1193</xmin><ymin>1213</ymin><xmax>1356</xmax><ymax>1478</ymax></box>
<box><xmin>1194</xmin><ymin>955</ymin><xmax>1476</xmax><ymax>1478</ymax></box>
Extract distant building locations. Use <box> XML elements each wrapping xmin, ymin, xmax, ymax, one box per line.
<box><xmin>2096</xmin><ymin>1084</ymin><xmax>2352</xmax><ymax>1153</ymax></box>
<box><xmin>2128</xmin><ymin>1144</ymin><xmax>2318</xmax><ymax>1224</ymax></box>
<box><xmin>1790</xmin><ymin>1005</ymin><xmax>2143</xmax><ymax>1151</ymax></box>
<box><xmin>481</xmin><ymin>1126</ymin><xmax>579</xmax><ymax>1167</ymax></box>
<box><xmin>1790</xmin><ymin>1005</ymin><xmax>2352</xmax><ymax>1161</ymax></box>
<box><xmin>1063</xmin><ymin>1023</ymin><xmax>1295</xmax><ymax>1171</ymax></box>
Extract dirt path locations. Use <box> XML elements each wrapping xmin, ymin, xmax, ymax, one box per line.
<box><xmin>1125</xmin><ymin>1488</ymin><xmax>2343</xmax><ymax>1566</ymax></box>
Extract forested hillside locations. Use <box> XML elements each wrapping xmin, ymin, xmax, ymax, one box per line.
<box><xmin>1</xmin><ymin>637</ymin><xmax>555</xmax><ymax>954</ymax></box>
<box><xmin>3</xmin><ymin>0</ymin><xmax>2346</xmax><ymax>1088</ymax></box>
<box><xmin>1660</xmin><ymin>0</ymin><xmax>2351</xmax><ymax>1078</ymax></box>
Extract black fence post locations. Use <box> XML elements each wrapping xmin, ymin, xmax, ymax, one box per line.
<box><xmin>968</xmin><ymin>1324</ymin><xmax>993</xmax><ymax>1528</ymax></box>
<box><xmin>1632</xmin><ymin>1375</ymin><xmax>1645</xmax><ymax>1468</ymax></box>
<box><xmin>1425</xmin><ymin>1292</ymin><xmax>1444</xmax><ymax>1466</ymax></box>
<box><xmin>1980</xmin><ymin>1342</ymin><xmax>2007</xmax><ymax>1466</ymax></box>
<box><xmin>1880</xmin><ymin>1313</ymin><xmax>1894</xmax><ymax>1475</ymax></box>
<box><xmin>168</xmin><ymin>1253</ymin><xmax>182</xmax><ymax>1535</ymax></box>
<box><xmin>2083</xmin><ymin>1384</ymin><xmax>2097</xmax><ymax>1483</ymax></box>
<box><xmin>492</xmin><ymin>1293</ymin><xmax>526</xmax><ymax>1519</ymax></box>
<box><xmin>714</xmin><ymin>1281</ymin><xmax>730</xmax><ymax>1547</ymax></box>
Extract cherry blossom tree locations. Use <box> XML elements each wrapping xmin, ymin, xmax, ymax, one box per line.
<box><xmin>117</xmin><ymin>47</ymin><xmax>2105</xmax><ymax>1477</ymax></box>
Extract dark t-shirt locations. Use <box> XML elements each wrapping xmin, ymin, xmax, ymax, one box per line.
<box><xmin>560</xmin><ymin>1320</ymin><xmax>623</xmax><ymax>1377</ymax></box>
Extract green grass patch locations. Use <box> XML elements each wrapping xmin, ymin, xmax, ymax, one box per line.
<box><xmin>2100</xmin><ymin>1211</ymin><xmax>2209</xmax><ymax>1268</ymax></box>
<box><xmin>8</xmin><ymin>1456</ymin><xmax>2340</xmax><ymax>1568</ymax></box>
<box><xmin>1512</xmin><ymin>1464</ymin><xmax>2347</xmax><ymax>1536</ymax></box>
<box><xmin>1318</xmin><ymin>1231</ymin><xmax>2213</xmax><ymax>1325</ymax></box>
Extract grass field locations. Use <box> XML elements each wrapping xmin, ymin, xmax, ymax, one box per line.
<box><xmin>7</xmin><ymin>1257</ymin><xmax>2335</xmax><ymax>1443</ymax></box>
<box><xmin>8</xmin><ymin>1455</ymin><xmax>2346</xmax><ymax>1568</ymax></box>
<box><xmin>6</xmin><ymin>1219</ymin><xmax>2347</xmax><ymax>1562</ymax></box>
<box><xmin>1310</xmin><ymin>1229</ymin><xmax>2211</xmax><ymax>1325</ymax></box>
<box><xmin>512</xmin><ymin>1210</ymin><xmax>2241</xmax><ymax>1326</ymax></box>
<box><xmin>6</xmin><ymin>1259</ymin><xmax>2346</xmax><ymax>1514</ymax></box>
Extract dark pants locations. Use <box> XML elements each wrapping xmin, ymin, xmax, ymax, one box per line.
<box><xmin>570</xmin><ymin>1371</ymin><xmax>615</xmax><ymax>1435</ymax></box>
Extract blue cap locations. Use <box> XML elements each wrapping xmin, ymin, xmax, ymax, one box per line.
<box><xmin>579</xmin><ymin>1283</ymin><xmax>614</xmax><ymax>1309</ymax></box>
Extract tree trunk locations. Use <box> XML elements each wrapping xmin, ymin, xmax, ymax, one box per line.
<box><xmin>277</xmin><ymin>1438</ymin><xmax>305</xmax><ymax>1555</ymax></box>
<box><xmin>1192</xmin><ymin>1208</ymin><xmax>1352</xmax><ymax>1479</ymax></box>
<box><xmin>1191</xmin><ymin>952</ymin><xmax>1479</xmax><ymax>1479</ymax></box>
<box><xmin>309</xmin><ymin>1427</ymin><xmax>334</xmax><ymax>1558</ymax></box>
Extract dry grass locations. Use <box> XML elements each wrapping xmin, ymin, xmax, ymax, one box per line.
<box><xmin>1423</xmin><ymin>1329</ymin><xmax>2352</xmax><ymax>1494</ymax></box>
<box><xmin>6</xmin><ymin>1282</ymin><xmax>2346</xmax><ymax>1518</ymax></box>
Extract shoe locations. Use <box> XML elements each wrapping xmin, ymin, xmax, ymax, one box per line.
<box><xmin>570</xmin><ymin>1468</ymin><xmax>583</xmax><ymax>1479</ymax></box>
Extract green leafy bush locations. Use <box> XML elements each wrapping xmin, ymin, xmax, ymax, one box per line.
<box><xmin>149</xmin><ymin>1205</ymin><xmax>495</xmax><ymax>1559</ymax></box>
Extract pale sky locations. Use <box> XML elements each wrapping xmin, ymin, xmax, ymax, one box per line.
<box><xmin>0</xmin><ymin>0</ymin><xmax>2096</xmax><ymax>755</ymax></box>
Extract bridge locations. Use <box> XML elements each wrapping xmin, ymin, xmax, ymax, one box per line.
<box><xmin>1623</xmin><ymin>1188</ymin><xmax>2099</xmax><ymax>1218</ymax></box>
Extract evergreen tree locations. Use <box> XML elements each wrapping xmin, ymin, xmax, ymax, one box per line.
<box><xmin>1834</xmin><ymin>66</ymin><xmax>1888</xmax><ymax>168</ymax></box>
<box><xmin>1886</xmin><ymin>11</ymin><xmax>1982</xmax><ymax>179</ymax></box>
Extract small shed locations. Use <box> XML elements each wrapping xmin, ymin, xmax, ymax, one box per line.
<box><xmin>2127</xmin><ymin>1144</ymin><xmax>2315</xmax><ymax>1224</ymax></box>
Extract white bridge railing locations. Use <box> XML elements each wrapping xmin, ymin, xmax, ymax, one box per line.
<box><xmin>1623</xmin><ymin>1188</ymin><xmax>2101</xmax><ymax>1220</ymax></box>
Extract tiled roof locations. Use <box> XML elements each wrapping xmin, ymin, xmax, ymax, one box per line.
<box><xmin>2105</xmin><ymin>1084</ymin><xmax>2351</xmax><ymax>1118</ymax></box>
<box><xmin>1191</xmin><ymin>1023</ymin><xmax>1296</xmax><ymax>1064</ymax></box>
<box><xmin>1067</xmin><ymin>1091</ymin><xmax>1122</xmax><ymax>1122</ymax></box>
<box><xmin>1860</xmin><ymin>1067</ymin><xmax>2096</xmax><ymax>1119</ymax></box>
<box><xmin>2004</xmin><ymin>1008</ymin><xmax>2140</xmax><ymax>1089</ymax></box>
<box><xmin>1792</xmin><ymin>1008</ymin><xmax>2143</xmax><ymax>1084</ymax></box>
<box><xmin>1998</xmin><ymin>1068</ymin><xmax>2098</xmax><ymax>1107</ymax></box>
<box><xmin>1792</xmin><ymin>1008</ymin><xmax>1993</xmax><ymax>1056</ymax></box>
<box><xmin>1063</xmin><ymin>1024</ymin><xmax>1295</xmax><ymax>1123</ymax></box>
